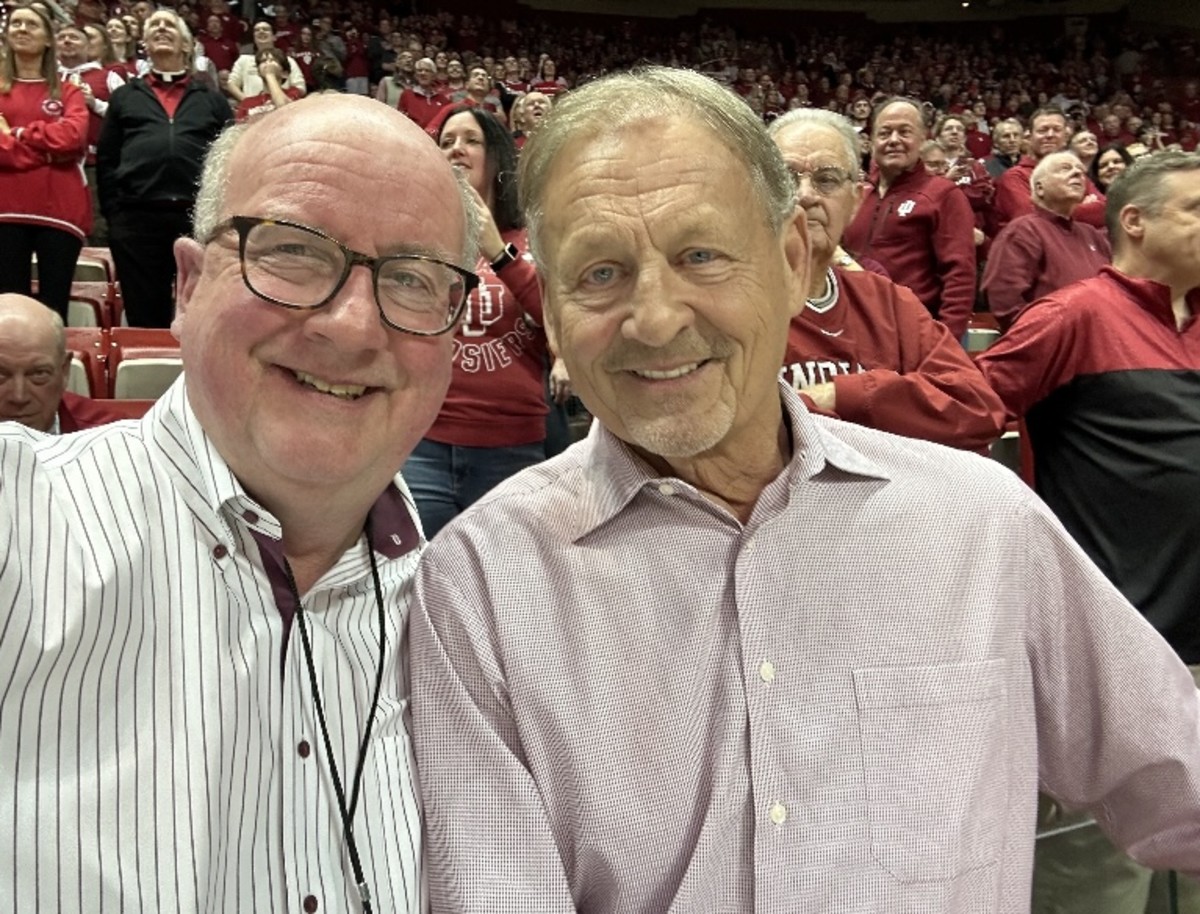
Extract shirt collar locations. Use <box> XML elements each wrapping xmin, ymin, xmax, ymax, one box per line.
<box><xmin>1033</xmin><ymin>204</ymin><xmax>1075</xmax><ymax>227</ymax></box>
<box><xmin>60</xmin><ymin>61</ymin><xmax>102</xmax><ymax>76</ymax></box>
<box><xmin>146</xmin><ymin>69</ymin><xmax>190</xmax><ymax>86</ymax></box>
<box><xmin>874</xmin><ymin>162</ymin><xmax>928</xmax><ymax>192</ymax></box>
<box><xmin>570</xmin><ymin>381</ymin><xmax>889</xmax><ymax>541</ymax></box>
<box><xmin>1101</xmin><ymin>265</ymin><xmax>1200</xmax><ymax>332</ymax></box>
<box><xmin>149</xmin><ymin>379</ymin><xmax>420</xmax><ymax>578</ymax></box>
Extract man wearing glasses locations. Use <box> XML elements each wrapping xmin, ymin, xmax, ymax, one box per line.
<box><xmin>0</xmin><ymin>95</ymin><xmax>474</xmax><ymax>911</ymax></box>
<box><xmin>769</xmin><ymin>109</ymin><xmax>1005</xmax><ymax>452</ymax></box>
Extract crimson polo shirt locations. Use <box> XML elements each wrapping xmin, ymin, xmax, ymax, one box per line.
<box><xmin>842</xmin><ymin>164</ymin><xmax>977</xmax><ymax>340</ymax></box>
<box><xmin>981</xmin><ymin>205</ymin><xmax>1112</xmax><ymax>329</ymax></box>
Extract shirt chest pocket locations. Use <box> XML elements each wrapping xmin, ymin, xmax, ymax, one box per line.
<box><xmin>853</xmin><ymin>659</ymin><xmax>1008</xmax><ymax>884</ymax></box>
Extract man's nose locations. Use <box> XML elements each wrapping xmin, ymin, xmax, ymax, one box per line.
<box><xmin>622</xmin><ymin>262</ymin><xmax>694</xmax><ymax>347</ymax></box>
<box><xmin>4</xmin><ymin>377</ymin><xmax>31</xmax><ymax>405</ymax></box>
<box><xmin>306</xmin><ymin>262</ymin><xmax>390</xmax><ymax>351</ymax></box>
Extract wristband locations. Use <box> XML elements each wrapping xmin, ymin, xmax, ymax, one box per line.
<box><xmin>489</xmin><ymin>242</ymin><xmax>519</xmax><ymax>273</ymax></box>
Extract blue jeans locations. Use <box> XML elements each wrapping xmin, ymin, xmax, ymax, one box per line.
<box><xmin>402</xmin><ymin>439</ymin><xmax>545</xmax><ymax>539</ymax></box>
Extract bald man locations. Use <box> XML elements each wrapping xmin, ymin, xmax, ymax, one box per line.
<box><xmin>0</xmin><ymin>293</ymin><xmax>122</xmax><ymax>432</ymax></box>
<box><xmin>1</xmin><ymin>95</ymin><xmax>475</xmax><ymax>911</ymax></box>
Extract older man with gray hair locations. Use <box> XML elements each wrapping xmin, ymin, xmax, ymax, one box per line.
<box><xmin>769</xmin><ymin>108</ymin><xmax>1004</xmax><ymax>451</ymax></box>
<box><xmin>96</xmin><ymin>7</ymin><xmax>231</xmax><ymax>328</ymax></box>
<box><xmin>410</xmin><ymin>67</ymin><xmax>1200</xmax><ymax>913</ymax></box>
<box><xmin>982</xmin><ymin>150</ymin><xmax>1112</xmax><ymax>329</ymax></box>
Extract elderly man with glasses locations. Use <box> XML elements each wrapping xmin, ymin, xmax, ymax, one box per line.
<box><xmin>0</xmin><ymin>94</ymin><xmax>475</xmax><ymax>912</ymax></box>
<box><xmin>770</xmin><ymin>109</ymin><xmax>1004</xmax><ymax>452</ymax></box>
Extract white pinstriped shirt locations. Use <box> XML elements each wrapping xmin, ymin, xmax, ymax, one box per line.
<box><xmin>0</xmin><ymin>380</ymin><xmax>422</xmax><ymax>912</ymax></box>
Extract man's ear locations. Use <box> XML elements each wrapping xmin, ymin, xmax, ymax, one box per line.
<box><xmin>782</xmin><ymin>206</ymin><xmax>811</xmax><ymax>318</ymax></box>
<box><xmin>1118</xmin><ymin>203</ymin><xmax>1145</xmax><ymax>243</ymax></box>
<box><xmin>172</xmin><ymin>237</ymin><xmax>205</xmax><ymax>341</ymax></box>
<box><xmin>58</xmin><ymin>349</ymin><xmax>73</xmax><ymax>386</ymax></box>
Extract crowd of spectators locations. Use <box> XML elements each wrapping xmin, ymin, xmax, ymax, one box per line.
<box><xmin>3</xmin><ymin>0</ymin><xmax>1198</xmax><ymax>315</ymax></box>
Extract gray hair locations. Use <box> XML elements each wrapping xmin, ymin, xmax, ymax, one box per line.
<box><xmin>994</xmin><ymin>118</ymin><xmax>1024</xmax><ymax>136</ymax></box>
<box><xmin>1105</xmin><ymin>149</ymin><xmax>1200</xmax><ymax>247</ymax></box>
<box><xmin>767</xmin><ymin>108</ymin><xmax>861</xmax><ymax>180</ymax></box>
<box><xmin>1029</xmin><ymin>150</ymin><xmax>1078</xmax><ymax>194</ymax></box>
<box><xmin>518</xmin><ymin>66</ymin><xmax>795</xmax><ymax>265</ymax></box>
<box><xmin>192</xmin><ymin>112</ymin><xmax>478</xmax><ymax>264</ymax></box>
<box><xmin>192</xmin><ymin>121</ymin><xmax>252</xmax><ymax>242</ymax></box>
<box><xmin>146</xmin><ymin>8</ymin><xmax>195</xmax><ymax>73</ymax></box>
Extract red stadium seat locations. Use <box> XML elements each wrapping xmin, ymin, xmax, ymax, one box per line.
<box><xmin>68</xmin><ymin>296</ymin><xmax>108</xmax><ymax>329</ymax></box>
<box><xmin>64</xmin><ymin>327</ymin><xmax>111</xmax><ymax>398</ymax></box>
<box><xmin>107</xmin><ymin>328</ymin><xmax>182</xmax><ymax>399</ymax></box>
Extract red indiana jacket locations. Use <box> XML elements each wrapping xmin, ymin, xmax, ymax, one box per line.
<box><xmin>782</xmin><ymin>266</ymin><xmax>1005</xmax><ymax>452</ymax></box>
<box><xmin>842</xmin><ymin>164</ymin><xmax>977</xmax><ymax>340</ymax></box>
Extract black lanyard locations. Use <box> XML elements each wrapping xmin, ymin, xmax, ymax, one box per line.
<box><xmin>282</xmin><ymin>518</ymin><xmax>387</xmax><ymax>913</ymax></box>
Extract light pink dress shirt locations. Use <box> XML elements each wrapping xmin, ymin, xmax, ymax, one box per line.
<box><xmin>411</xmin><ymin>383</ymin><xmax>1200</xmax><ymax>913</ymax></box>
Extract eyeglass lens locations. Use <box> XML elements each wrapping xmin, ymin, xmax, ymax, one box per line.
<box><xmin>793</xmin><ymin>168</ymin><xmax>850</xmax><ymax>195</ymax></box>
<box><xmin>241</xmin><ymin>221</ymin><xmax>467</xmax><ymax>333</ymax></box>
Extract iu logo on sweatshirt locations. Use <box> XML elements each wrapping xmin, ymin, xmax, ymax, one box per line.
<box><xmin>461</xmin><ymin>280</ymin><xmax>506</xmax><ymax>338</ymax></box>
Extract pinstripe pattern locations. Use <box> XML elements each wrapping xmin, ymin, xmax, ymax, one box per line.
<box><xmin>0</xmin><ymin>379</ymin><xmax>421</xmax><ymax>912</ymax></box>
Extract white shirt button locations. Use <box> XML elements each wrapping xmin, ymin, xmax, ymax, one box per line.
<box><xmin>759</xmin><ymin>660</ymin><xmax>776</xmax><ymax>683</ymax></box>
<box><xmin>745</xmin><ymin>536</ymin><xmax>756</xmax><ymax>551</ymax></box>
<box><xmin>769</xmin><ymin>802</ymin><xmax>788</xmax><ymax>825</ymax></box>
<box><xmin>658</xmin><ymin>483</ymin><xmax>676</xmax><ymax>496</ymax></box>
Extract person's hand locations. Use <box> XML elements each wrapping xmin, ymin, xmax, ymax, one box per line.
<box><xmin>806</xmin><ymin>382</ymin><xmax>836</xmax><ymax>412</ymax></box>
<box><xmin>549</xmin><ymin>357</ymin><xmax>572</xmax><ymax>404</ymax></box>
<box><xmin>461</xmin><ymin>183</ymin><xmax>504</xmax><ymax>263</ymax></box>
<box><xmin>259</xmin><ymin>59</ymin><xmax>283</xmax><ymax>82</ymax></box>
<box><xmin>973</xmin><ymin>227</ymin><xmax>985</xmax><ymax>246</ymax></box>
<box><xmin>79</xmin><ymin>81</ymin><xmax>96</xmax><ymax>107</ymax></box>
<box><xmin>0</xmin><ymin>114</ymin><xmax>10</xmax><ymax>137</ymax></box>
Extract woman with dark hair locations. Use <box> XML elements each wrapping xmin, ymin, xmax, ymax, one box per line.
<box><xmin>402</xmin><ymin>105</ymin><xmax>560</xmax><ymax>537</ymax></box>
<box><xmin>1091</xmin><ymin>142</ymin><xmax>1133</xmax><ymax>192</ymax></box>
<box><xmin>0</xmin><ymin>4</ymin><xmax>90</xmax><ymax>321</ymax></box>
<box><xmin>530</xmin><ymin>56</ymin><xmax>568</xmax><ymax>97</ymax></box>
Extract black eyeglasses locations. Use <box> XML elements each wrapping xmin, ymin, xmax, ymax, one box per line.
<box><xmin>205</xmin><ymin>216</ymin><xmax>478</xmax><ymax>336</ymax></box>
<box><xmin>790</xmin><ymin>167</ymin><xmax>854</xmax><ymax>196</ymax></box>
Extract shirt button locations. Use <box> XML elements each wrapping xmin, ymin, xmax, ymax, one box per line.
<box><xmin>658</xmin><ymin>482</ymin><xmax>676</xmax><ymax>496</ymax></box>
<box><xmin>759</xmin><ymin>660</ymin><xmax>776</xmax><ymax>683</ymax></box>
<box><xmin>242</xmin><ymin>510</ymin><xmax>259</xmax><ymax>524</ymax></box>
<box><xmin>769</xmin><ymin>802</ymin><xmax>788</xmax><ymax>826</ymax></box>
<box><xmin>297</xmin><ymin>740</ymin><xmax>311</xmax><ymax>759</ymax></box>
<box><xmin>303</xmin><ymin>895</ymin><xmax>319</xmax><ymax>913</ymax></box>
<box><xmin>212</xmin><ymin>544</ymin><xmax>228</xmax><ymax>559</ymax></box>
<box><xmin>745</xmin><ymin>536</ymin><xmax>756</xmax><ymax>552</ymax></box>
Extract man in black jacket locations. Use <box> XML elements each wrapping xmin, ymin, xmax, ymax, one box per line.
<box><xmin>97</xmin><ymin>9</ymin><xmax>230</xmax><ymax>328</ymax></box>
